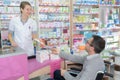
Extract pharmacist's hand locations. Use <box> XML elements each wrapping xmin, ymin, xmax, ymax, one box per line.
<box><xmin>11</xmin><ymin>41</ymin><xmax>18</xmax><ymax>47</ymax></box>
<box><xmin>34</xmin><ymin>38</ymin><xmax>46</xmax><ymax>48</ymax></box>
<box><xmin>51</xmin><ymin>47</ymin><xmax>60</xmax><ymax>54</ymax></box>
<box><xmin>39</xmin><ymin>39</ymin><xmax>46</xmax><ymax>48</ymax></box>
<box><xmin>61</xmin><ymin>69</ymin><xmax>67</xmax><ymax>76</ymax></box>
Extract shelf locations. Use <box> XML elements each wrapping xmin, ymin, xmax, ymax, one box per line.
<box><xmin>39</xmin><ymin>4</ymin><xmax>69</xmax><ymax>7</ymax></box>
<box><xmin>73</xmin><ymin>4</ymin><xmax>120</xmax><ymax>8</ymax></box>
<box><xmin>39</xmin><ymin>20</ymin><xmax>69</xmax><ymax>22</ymax></box>
<box><xmin>39</xmin><ymin>27</ymin><xmax>69</xmax><ymax>29</ymax></box>
<box><xmin>106</xmin><ymin>47</ymin><xmax>119</xmax><ymax>49</ymax></box>
<box><xmin>74</xmin><ymin>22</ymin><xmax>99</xmax><ymax>24</ymax></box>
<box><xmin>73</xmin><ymin>4</ymin><xmax>99</xmax><ymax>8</ymax></box>
<box><xmin>0</xmin><ymin>28</ymin><xmax>8</xmax><ymax>31</ymax></box>
<box><xmin>0</xmin><ymin>13</ymin><xmax>19</xmax><ymax>14</ymax></box>
<box><xmin>39</xmin><ymin>12</ymin><xmax>69</xmax><ymax>14</ymax></box>
<box><xmin>2</xmin><ymin>46</ymin><xmax>11</xmax><ymax>49</ymax></box>
<box><xmin>73</xmin><ymin>29</ymin><xmax>98</xmax><ymax>31</ymax></box>
<box><xmin>0</xmin><ymin>4</ymin><xmax>35</xmax><ymax>7</ymax></box>
<box><xmin>40</xmin><ymin>37</ymin><xmax>63</xmax><ymax>39</ymax></box>
<box><xmin>116</xmin><ymin>24</ymin><xmax>120</xmax><ymax>26</ymax></box>
<box><xmin>107</xmin><ymin>41</ymin><xmax>119</xmax><ymax>43</ymax></box>
<box><xmin>99</xmin><ymin>4</ymin><xmax>120</xmax><ymax>8</ymax></box>
<box><xmin>0</xmin><ymin>19</ymin><xmax>11</xmax><ymax>20</ymax></box>
<box><xmin>102</xmin><ymin>34</ymin><xmax>120</xmax><ymax>38</ymax></box>
<box><xmin>101</xmin><ymin>27</ymin><xmax>120</xmax><ymax>31</ymax></box>
<box><xmin>73</xmin><ymin>13</ymin><xmax>99</xmax><ymax>16</ymax></box>
<box><xmin>0</xmin><ymin>5</ymin><xmax>19</xmax><ymax>7</ymax></box>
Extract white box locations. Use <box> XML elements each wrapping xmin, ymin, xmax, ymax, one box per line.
<box><xmin>36</xmin><ymin>50</ymin><xmax>50</xmax><ymax>63</ymax></box>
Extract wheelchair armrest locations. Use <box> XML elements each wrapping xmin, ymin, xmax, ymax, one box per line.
<box><xmin>68</xmin><ymin>68</ymin><xmax>81</xmax><ymax>77</ymax></box>
<box><xmin>95</xmin><ymin>71</ymin><xmax>104</xmax><ymax>80</ymax></box>
<box><xmin>67</xmin><ymin>63</ymin><xmax>83</xmax><ymax>67</ymax></box>
<box><xmin>104</xmin><ymin>72</ymin><xmax>114</xmax><ymax>78</ymax></box>
<box><xmin>67</xmin><ymin>65</ymin><xmax>82</xmax><ymax>77</ymax></box>
<box><xmin>70</xmin><ymin>67</ymin><xmax>82</xmax><ymax>71</ymax></box>
<box><xmin>104</xmin><ymin>60</ymin><xmax>111</xmax><ymax>65</ymax></box>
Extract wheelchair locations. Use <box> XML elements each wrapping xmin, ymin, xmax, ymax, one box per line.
<box><xmin>67</xmin><ymin>61</ymin><xmax>113</xmax><ymax>80</ymax></box>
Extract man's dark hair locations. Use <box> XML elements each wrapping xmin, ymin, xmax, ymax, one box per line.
<box><xmin>91</xmin><ymin>35</ymin><xmax>105</xmax><ymax>53</ymax></box>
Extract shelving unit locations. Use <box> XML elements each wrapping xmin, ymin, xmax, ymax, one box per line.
<box><xmin>71</xmin><ymin>0</ymin><xmax>100</xmax><ymax>52</ymax></box>
<box><xmin>69</xmin><ymin>0</ymin><xmax>120</xmax><ymax>53</ymax></box>
<box><xmin>0</xmin><ymin>4</ymin><xmax>20</xmax><ymax>50</ymax></box>
<box><xmin>38</xmin><ymin>0</ymin><xmax>70</xmax><ymax>50</ymax></box>
<box><xmin>0</xmin><ymin>0</ymin><xmax>120</xmax><ymax>53</ymax></box>
<box><xmin>99</xmin><ymin>4</ymin><xmax>120</xmax><ymax>50</ymax></box>
<box><xmin>0</xmin><ymin>0</ymin><xmax>36</xmax><ymax>50</ymax></box>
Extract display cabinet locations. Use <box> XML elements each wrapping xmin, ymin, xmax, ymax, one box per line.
<box><xmin>37</xmin><ymin>0</ymin><xmax>70</xmax><ymax>50</ymax></box>
<box><xmin>70</xmin><ymin>0</ymin><xmax>100</xmax><ymax>52</ymax></box>
<box><xmin>69</xmin><ymin>0</ymin><xmax>120</xmax><ymax>53</ymax></box>
<box><xmin>98</xmin><ymin>2</ymin><xmax>120</xmax><ymax>50</ymax></box>
<box><xmin>0</xmin><ymin>0</ymin><xmax>120</xmax><ymax>53</ymax></box>
<box><xmin>0</xmin><ymin>2</ymin><xmax>20</xmax><ymax>50</ymax></box>
<box><xmin>0</xmin><ymin>0</ymin><xmax>36</xmax><ymax>50</ymax></box>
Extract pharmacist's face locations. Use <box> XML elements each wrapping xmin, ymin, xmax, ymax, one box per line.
<box><xmin>21</xmin><ymin>5</ymin><xmax>33</xmax><ymax>17</ymax></box>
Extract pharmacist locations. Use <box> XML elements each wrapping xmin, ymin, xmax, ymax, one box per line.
<box><xmin>8</xmin><ymin>1</ymin><xmax>38</xmax><ymax>56</ymax></box>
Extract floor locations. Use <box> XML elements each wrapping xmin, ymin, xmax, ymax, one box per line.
<box><xmin>30</xmin><ymin>72</ymin><xmax>120</xmax><ymax>80</ymax></box>
<box><xmin>30</xmin><ymin>74</ymin><xmax>50</xmax><ymax>80</ymax></box>
<box><xmin>30</xmin><ymin>65</ymin><xmax>120</xmax><ymax>80</ymax></box>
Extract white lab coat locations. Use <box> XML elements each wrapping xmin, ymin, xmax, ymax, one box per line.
<box><xmin>9</xmin><ymin>16</ymin><xmax>37</xmax><ymax>56</ymax></box>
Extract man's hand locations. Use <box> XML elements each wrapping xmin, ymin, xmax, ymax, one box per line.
<box><xmin>61</xmin><ymin>69</ymin><xmax>67</xmax><ymax>76</ymax></box>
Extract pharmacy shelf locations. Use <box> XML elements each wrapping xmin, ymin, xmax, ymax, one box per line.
<box><xmin>0</xmin><ymin>0</ymin><xmax>36</xmax><ymax>50</ymax></box>
<box><xmin>38</xmin><ymin>0</ymin><xmax>70</xmax><ymax>47</ymax></box>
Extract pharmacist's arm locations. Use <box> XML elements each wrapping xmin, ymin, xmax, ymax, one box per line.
<box><xmin>32</xmin><ymin>32</ymin><xmax>45</xmax><ymax>47</ymax></box>
<box><xmin>8</xmin><ymin>32</ymin><xmax>18</xmax><ymax>47</ymax></box>
<box><xmin>32</xmin><ymin>32</ymin><xmax>38</xmax><ymax>40</ymax></box>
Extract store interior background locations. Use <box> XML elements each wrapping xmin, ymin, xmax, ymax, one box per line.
<box><xmin>0</xmin><ymin>0</ymin><xmax>120</xmax><ymax>80</ymax></box>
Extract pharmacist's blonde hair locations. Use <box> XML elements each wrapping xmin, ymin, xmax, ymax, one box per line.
<box><xmin>20</xmin><ymin>1</ymin><xmax>31</xmax><ymax>13</ymax></box>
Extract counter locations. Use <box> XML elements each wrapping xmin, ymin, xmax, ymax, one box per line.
<box><xmin>0</xmin><ymin>47</ymin><xmax>28</xmax><ymax>80</ymax></box>
<box><xmin>0</xmin><ymin>47</ymin><xmax>25</xmax><ymax>58</ymax></box>
<box><xmin>0</xmin><ymin>48</ymin><xmax>64</xmax><ymax>80</ymax></box>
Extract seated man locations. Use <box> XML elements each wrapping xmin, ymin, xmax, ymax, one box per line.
<box><xmin>48</xmin><ymin>35</ymin><xmax>106</xmax><ymax>80</ymax></box>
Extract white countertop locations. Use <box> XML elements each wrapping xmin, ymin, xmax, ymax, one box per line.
<box><xmin>0</xmin><ymin>47</ymin><xmax>26</xmax><ymax>58</ymax></box>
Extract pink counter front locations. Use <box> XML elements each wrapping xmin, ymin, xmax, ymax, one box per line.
<box><xmin>0</xmin><ymin>53</ymin><xmax>63</xmax><ymax>80</ymax></box>
<box><xmin>0</xmin><ymin>53</ymin><xmax>28</xmax><ymax>80</ymax></box>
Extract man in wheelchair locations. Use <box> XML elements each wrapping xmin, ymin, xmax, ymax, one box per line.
<box><xmin>47</xmin><ymin>35</ymin><xmax>106</xmax><ymax>80</ymax></box>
